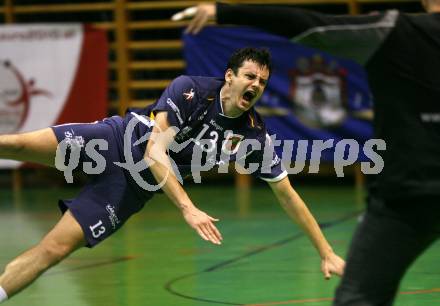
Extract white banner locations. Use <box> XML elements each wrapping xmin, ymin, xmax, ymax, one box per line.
<box><xmin>0</xmin><ymin>24</ymin><xmax>83</xmax><ymax>168</ymax></box>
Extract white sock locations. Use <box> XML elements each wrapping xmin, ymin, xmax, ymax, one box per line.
<box><xmin>0</xmin><ymin>286</ymin><xmax>8</xmax><ymax>303</ymax></box>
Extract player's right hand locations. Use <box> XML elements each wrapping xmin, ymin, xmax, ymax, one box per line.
<box><xmin>182</xmin><ymin>206</ymin><xmax>223</xmax><ymax>245</ymax></box>
<box><xmin>171</xmin><ymin>3</ymin><xmax>216</xmax><ymax>34</ymax></box>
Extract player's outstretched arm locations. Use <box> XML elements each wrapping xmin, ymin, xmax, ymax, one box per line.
<box><xmin>172</xmin><ymin>2</ymin><xmax>388</xmax><ymax>64</ymax></box>
<box><xmin>171</xmin><ymin>2</ymin><xmax>325</xmax><ymax>36</ymax></box>
<box><xmin>145</xmin><ymin>111</ymin><xmax>223</xmax><ymax>245</ymax></box>
<box><xmin>268</xmin><ymin>176</ymin><xmax>345</xmax><ymax>279</ymax></box>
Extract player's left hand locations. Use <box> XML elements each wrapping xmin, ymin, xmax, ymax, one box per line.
<box><xmin>321</xmin><ymin>252</ymin><xmax>345</xmax><ymax>279</ymax></box>
<box><xmin>182</xmin><ymin>206</ymin><xmax>223</xmax><ymax>245</ymax></box>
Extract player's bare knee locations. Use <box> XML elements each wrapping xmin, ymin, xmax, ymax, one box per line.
<box><xmin>38</xmin><ymin>239</ymin><xmax>75</xmax><ymax>264</ymax></box>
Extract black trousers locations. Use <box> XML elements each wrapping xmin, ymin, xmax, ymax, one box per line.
<box><xmin>333</xmin><ymin>196</ymin><xmax>440</xmax><ymax>306</ymax></box>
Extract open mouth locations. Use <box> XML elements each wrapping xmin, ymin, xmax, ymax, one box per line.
<box><xmin>242</xmin><ymin>90</ymin><xmax>256</xmax><ymax>102</ymax></box>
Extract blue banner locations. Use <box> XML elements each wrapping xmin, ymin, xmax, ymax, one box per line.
<box><xmin>183</xmin><ymin>27</ymin><xmax>373</xmax><ymax>161</ymax></box>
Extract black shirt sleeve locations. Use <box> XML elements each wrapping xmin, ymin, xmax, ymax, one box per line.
<box><xmin>217</xmin><ymin>2</ymin><xmax>399</xmax><ymax>64</ymax></box>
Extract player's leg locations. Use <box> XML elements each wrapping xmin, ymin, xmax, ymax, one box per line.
<box><xmin>0</xmin><ymin>210</ymin><xmax>86</xmax><ymax>300</ymax></box>
<box><xmin>333</xmin><ymin>198</ymin><xmax>438</xmax><ymax>306</ymax></box>
<box><xmin>0</xmin><ymin>128</ymin><xmax>58</xmax><ymax>167</ymax></box>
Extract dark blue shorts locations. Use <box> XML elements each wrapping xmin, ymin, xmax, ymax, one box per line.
<box><xmin>51</xmin><ymin>117</ymin><xmax>153</xmax><ymax>247</ymax></box>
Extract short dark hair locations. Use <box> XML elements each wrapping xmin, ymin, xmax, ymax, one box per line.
<box><xmin>227</xmin><ymin>47</ymin><xmax>272</xmax><ymax>75</ymax></box>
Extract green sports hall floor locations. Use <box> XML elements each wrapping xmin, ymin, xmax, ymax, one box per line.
<box><xmin>0</xmin><ymin>184</ymin><xmax>439</xmax><ymax>306</ymax></box>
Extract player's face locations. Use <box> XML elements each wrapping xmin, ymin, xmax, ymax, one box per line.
<box><xmin>226</xmin><ymin>60</ymin><xmax>269</xmax><ymax>113</ymax></box>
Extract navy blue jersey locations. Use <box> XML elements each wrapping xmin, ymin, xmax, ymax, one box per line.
<box><xmin>51</xmin><ymin>76</ymin><xmax>287</xmax><ymax>247</ymax></box>
<box><xmin>123</xmin><ymin>75</ymin><xmax>287</xmax><ymax>183</ymax></box>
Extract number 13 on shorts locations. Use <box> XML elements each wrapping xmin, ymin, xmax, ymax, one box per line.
<box><xmin>89</xmin><ymin>220</ymin><xmax>106</xmax><ymax>238</ymax></box>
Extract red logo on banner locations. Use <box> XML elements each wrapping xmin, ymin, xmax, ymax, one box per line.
<box><xmin>0</xmin><ymin>60</ymin><xmax>51</xmax><ymax>133</ymax></box>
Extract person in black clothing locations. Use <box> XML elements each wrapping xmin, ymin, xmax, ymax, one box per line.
<box><xmin>173</xmin><ymin>1</ymin><xmax>440</xmax><ymax>305</ymax></box>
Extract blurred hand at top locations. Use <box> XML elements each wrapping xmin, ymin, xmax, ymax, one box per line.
<box><xmin>171</xmin><ymin>3</ymin><xmax>216</xmax><ymax>34</ymax></box>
